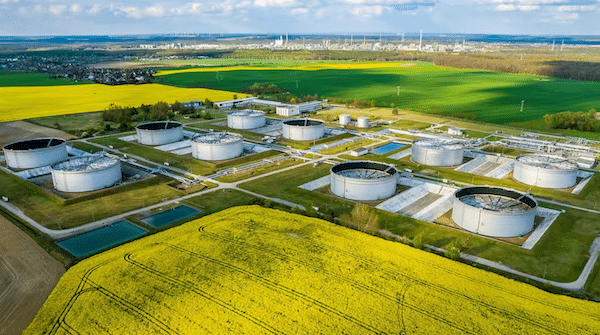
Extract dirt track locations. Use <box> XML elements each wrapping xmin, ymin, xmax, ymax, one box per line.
<box><xmin>0</xmin><ymin>121</ymin><xmax>76</xmax><ymax>147</ymax></box>
<box><xmin>0</xmin><ymin>215</ymin><xmax>64</xmax><ymax>335</ymax></box>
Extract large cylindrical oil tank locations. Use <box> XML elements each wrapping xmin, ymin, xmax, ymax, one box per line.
<box><xmin>356</xmin><ymin>117</ymin><xmax>370</xmax><ymax>128</ymax></box>
<box><xmin>2</xmin><ymin>138</ymin><xmax>68</xmax><ymax>169</ymax></box>
<box><xmin>136</xmin><ymin>121</ymin><xmax>184</xmax><ymax>145</ymax></box>
<box><xmin>339</xmin><ymin>114</ymin><xmax>351</xmax><ymax>126</ymax></box>
<box><xmin>51</xmin><ymin>154</ymin><xmax>122</xmax><ymax>193</ymax></box>
<box><xmin>282</xmin><ymin>119</ymin><xmax>325</xmax><ymax>141</ymax></box>
<box><xmin>227</xmin><ymin>110</ymin><xmax>266</xmax><ymax>129</ymax></box>
<box><xmin>452</xmin><ymin>186</ymin><xmax>538</xmax><ymax>238</ymax></box>
<box><xmin>513</xmin><ymin>154</ymin><xmax>579</xmax><ymax>189</ymax></box>
<box><xmin>330</xmin><ymin>161</ymin><xmax>397</xmax><ymax>201</ymax></box>
<box><xmin>191</xmin><ymin>132</ymin><xmax>244</xmax><ymax>161</ymax></box>
<box><xmin>411</xmin><ymin>138</ymin><xmax>464</xmax><ymax>167</ymax></box>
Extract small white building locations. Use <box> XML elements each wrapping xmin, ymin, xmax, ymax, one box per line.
<box><xmin>350</xmin><ymin>147</ymin><xmax>369</xmax><ymax>157</ymax></box>
<box><xmin>448</xmin><ymin>127</ymin><xmax>463</xmax><ymax>136</ymax></box>
<box><xmin>214</xmin><ymin>97</ymin><xmax>258</xmax><ymax>109</ymax></box>
<box><xmin>276</xmin><ymin>101</ymin><xmax>323</xmax><ymax>117</ymax></box>
<box><xmin>183</xmin><ymin>101</ymin><xmax>201</xmax><ymax>109</ymax></box>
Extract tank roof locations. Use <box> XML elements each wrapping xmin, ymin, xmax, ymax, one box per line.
<box><xmin>516</xmin><ymin>154</ymin><xmax>578</xmax><ymax>171</ymax></box>
<box><xmin>3</xmin><ymin>138</ymin><xmax>65</xmax><ymax>151</ymax></box>
<box><xmin>192</xmin><ymin>132</ymin><xmax>243</xmax><ymax>144</ymax></box>
<box><xmin>52</xmin><ymin>154</ymin><xmax>119</xmax><ymax>172</ymax></box>
<box><xmin>332</xmin><ymin>161</ymin><xmax>397</xmax><ymax>179</ymax></box>
<box><xmin>136</xmin><ymin>121</ymin><xmax>183</xmax><ymax>130</ymax></box>
<box><xmin>413</xmin><ymin>137</ymin><xmax>463</xmax><ymax>150</ymax></box>
<box><xmin>283</xmin><ymin>119</ymin><xmax>324</xmax><ymax>127</ymax></box>
<box><xmin>455</xmin><ymin>186</ymin><xmax>537</xmax><ymax>214</ymax></box>
<box><xmin>229</xmin><ymin>110</ymin><xmax>265</xmax><ymax>117</ymax></box>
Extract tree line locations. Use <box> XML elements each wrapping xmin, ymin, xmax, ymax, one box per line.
<box><xmin>544</xmin><ymin>109</ymin><xmax>600</xmax><ymax>132</ymax></box>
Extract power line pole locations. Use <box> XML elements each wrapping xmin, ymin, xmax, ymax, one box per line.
<box><xmin>397</xmin><ymin>86</ymin><xmax>400</xmax><ymax>96</ymax></box>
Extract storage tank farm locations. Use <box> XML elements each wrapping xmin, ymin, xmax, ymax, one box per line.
<box><xmin>411</xmin><ymin>138</ymin><xmax>464</xmax><ymax>167</ymax></box>
<box><xmin>452</xmin><ymin>186</ymin><xmax>538</xmax><ymax>237</ymax></box>
<box><xmin>356</xmin><ymin>117</ymin><xmax>370</xmax><ymax>128</ymax></box>
<box><xmin>191</xmin><ymin>132</ymin><xmax>244</xmax><ymax>161</ymax></box>
<box><xmin>338</xmin><ymin>114</ymin><xmax>351</xmax><ymax>126</ymax></box>
<box><xmin>51</xmin><ymin>154</ymin><xmax>122</xmax><ymax>193</ymax></box>
<box><xmin>227</xmin><ymin>110</ymin><xmax>266</xmax><ymax>129</ymax></box>
<box><xmin>513</xmin><ymin>154</ymin><xmax>579</xmax><ymax>189</ymax></box>
<box><xmin>330</xmin><ymin>161</ymin><xmax>398</xmax><ymax>201</ymax></box>
<box><xmin>136</xmin><ymin>121</ymin><xmax>184</xmax><ymax>145</ymax></box>
<box><xmin>2</xmin><ymin>138</ymin><xmax>68</xmax><ymax>169</ymax></box>
<box><xmin>282</xmin><ymin>119</ymin><xmax>325</xmax><ymax>141</ymax></box>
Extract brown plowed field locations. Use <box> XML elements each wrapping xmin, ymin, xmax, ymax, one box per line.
<box><xmin>0</xmin><ymin>215</ymin><xmax>64</xmax><ymax>335</ymax></box>
<box><xmin>0</xmin><ymin>121</ymin><xmax>76</xmax><ymax>147</ymax></box>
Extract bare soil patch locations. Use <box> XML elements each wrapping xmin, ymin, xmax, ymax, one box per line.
<box><xmin>0</xmin><ymin>215</ymin><xmax>65</xmax><ymax>335</ymax></box>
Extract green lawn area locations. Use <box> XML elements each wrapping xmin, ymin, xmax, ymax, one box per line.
<box><xmin>68</xmin><ymin>141</ymin><xmax>104</xmax><ymax>153</ymax></box>
<box><xmin>0</xmin><ymin>72</ymin><xmax>85</xmax><ymax>87</ymax></box>
<box><xmin>157</xmin><ymin>61</ymin><xmax>600</xmax><ymax>125</ymax></box>
<box><xmin>481</xmin><ymin>145</ymin><xmax>534</xmax><ymax>156</ymax></box>
<box><xmin>318</xmin><ymin>138</ymin><xmax>378</xmax><ymax>155</ymax></box>
<box><xmin>183</xmin><ymin>189</ymin><xmax>259</xmax><ymax>215</ymax></box>
<box><xmin>390</xmin><ymin>119</ymin><xmax>432</xmax><ymax>130</ymax></box>
<box><xmin>237</xmin><ymin>162</ymin><xmax>600</xmax><ymax>288</ymax></box>
<box><xmin>463</xmin><ymin>129</ymin><xmax>490</xmax><ymax>138</ymax></box>
<box><xmin>0</xmin><ymin>170</ymin><xmax>182</xmax><ymax>229</ymax></box>
<box><xmin>215</xmin><ymin>157</ymin><xmax>303</xmax><ymax>183</ymax></box>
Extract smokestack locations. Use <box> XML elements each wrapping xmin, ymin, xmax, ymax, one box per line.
<box><xmin>419</xmin><ymin>29</ymin><xmax>423</xmax><ymax>51</ymax></box>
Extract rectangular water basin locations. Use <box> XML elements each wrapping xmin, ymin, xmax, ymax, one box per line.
<box><xmin>57</xmin><ymin>221</ymin><xmax>147</xmax><ymax>258</ymax></box>
<box><xmin>371</xmin><ymin>142</ymin><xmax>405</xmax><ymax>155</ymax></box>
<box><xmin>141</xmin><ymin>205</ymin><xmax>201</xmax><ymax>228</ymax></box>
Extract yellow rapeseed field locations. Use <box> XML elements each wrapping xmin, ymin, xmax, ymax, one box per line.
<box><xmin>155</xmin><ymin>62</ymin><xmax>414</xmax><ymax>76</ymax></box>
<box><xmin>0</xmin><ymin>84</ymin><xmax>245</xmax><ymax>122</ymax></box>
<box><xmin>25</xmin><ymin>206</ymin><xmax>600</xmax><ymax>334</ymax></box>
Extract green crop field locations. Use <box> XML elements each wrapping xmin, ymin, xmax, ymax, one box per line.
<box><xmin>25</xmin><ymin>206</ymin><xmax>600</xmax><ymax>334</ymax></box>
<box><xmin>0</xmin><ymin>72</ymin><xmax>84</xmax><ymax>87</ymax></box>
<box><xmin>156</xmin><ymin>61</ymin><xmax>600</xmax><ymax>125</ymax></box>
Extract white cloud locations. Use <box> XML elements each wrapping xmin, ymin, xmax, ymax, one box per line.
<box><xmin>495</xmin><ymin>4</ymin><xmax>515</xmax><ymax>10</ymax></box>
<box><xmin>49</xmin><ymin>4</ymin><xmax>66</xmax><ymax>15</ymax></box>
<box><xmin>291</xmin><ymin>7</ymin><xmax>309</xmax><ymax>14</ymax></box>
<box><xmin>254</xmin><ymin>0</ymin><xmax>296</xmax><ymax>7</ymax></box>
<box><xmin>119</xmin><ymin>6</ymin><xmax>165</xmax><ymax>19</ymax></box>
<box><xmin>554</xmin><ymin>11</ymin><xmax>578</xmax><ymax>19</ymax></box>
<box><xmin>557</xmin><ymin>5</ymin><xmax>596</xmax><ymax>11</ymax></box>
<box><xmin>87</xmin><ymin>4</ymin><xmax>102</xmax><ymax>14</ymax></box>
<box><xmin>70</xmin><ymin>4</ymin><xmax>80</xmax><ymax>14</ymax></box>
<box><xmin>350</xmin><ymin>4</ymin><xmax>389</xmax><ymax>16</ymax></box>
<box><xmin>171</xmin><ymin>2</ymin><xmax>202</xmax><ymax>15</ymax></box>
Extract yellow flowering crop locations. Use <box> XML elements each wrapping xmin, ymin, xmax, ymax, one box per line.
<box><xmin>155</xmin><ymin>62</ymin><xmax>415</xmax><ymax>76</ymax></box>
<box><xmin>0</xmin><ymin>84</ymin><xmax>244</xmax><ymax>122</ymax></box>
<box><xmin>25</xmin><ymin>206</ymin><xmax>600</xmax><ymax>334</ymax></box>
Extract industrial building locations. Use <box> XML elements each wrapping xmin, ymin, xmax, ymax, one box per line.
<box><xmin>411</xmin><ymin>138</ymin><xmax>464</xmax><ymax>167</ymax></box>
<box><xmin>513</xmin><ymin>154</ymin><xmax>579</xmax><ymax>189</ymax></box>
<box><xmin>276</xmin><ymin>101</ymin><xmax>323</xmax><ymax>117</ymax></box>
<box><xmin>51</xmin><ymin>154</ymin><xmax>122</xmax><ymax>193</ymax></box>
<box><xmin>227</xmin><ymin>110</ymin><xmax>266</xmax><ymax>130</ymax></box>
<box><xmin>191</xmin><ymin>132</ymin><xmax>244</xmax><ymax>161</ymax></box>
<box><xmin>452</xmin><ymin>186</ymin><xmax>538</xmax><ymax>237</ymax></box>
<box><xmin>136</xmin><ymin>121</ymin><xmax>184</xmax><ymax>146</ymax></box>
<box><xmin>282</xmin><ymin>119</ymin><xmax>325</xmax><ymax>141</ymax></box>
<box><xmin>356</xmin><ymin>117</ymin><xmax>370</xmax><ymax>128</ymax></box>
<box><xmin>339</xmin><ymin>114</ymin><xmax>351</xmax><ymax>126</ymax></box>
<box><xmin>330</xmin><ymin>161</ymin><xmax>398</xmax><ymax>201</ymax></box>
<box><xmin>3</xmin><ymin>138</ymin><xmax>68</xmax><ymax>169</ymax></box>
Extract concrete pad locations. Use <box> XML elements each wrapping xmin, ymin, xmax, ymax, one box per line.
<box><xmin>171</xmin><ymin>147</ymin><xmax>193</xmax><ymax>155</ymax></box>
<box><xmin>155</xmin><ymin>140</ymin><xmax>191</xmax><ymax>152</ymax></box>
<box><xmin>387</xmin><ymin>150</ymin><xmax>411</xmax><ymax>160</ymax></box>
<box><xmin>15</xmin><ymin>166</ymin><xmax>51</xmax><ymax>180</ymax></box>
<box><xmin>413</xmin><ymin>195</ymin><xmax>454</xmax><ymax>222</ymax></box>
<box><xmin>119</xmin><ymin>135</ymin><xmax>138</xmax><ymax>141</ymax></box>
<box><xmin>66</xmin><ymin>146</ymin><xmax>90</xmax><ymax>157</ymax></box>
<box><xmin>487</xmin><ymin>161</ymin><xmax>515</xmax><ymax>179</ymax></box>
<box><xmin>572</xmin><ymin>173</ymin><xmax>594</xmax><ymax>195</ymax></box>
<box><xmin>298</xmin><ymin>175</ymin><xmax>331</xmax><ymax>191</ymax></box>
<box><xmin>522</xmin><ymin>208</ymin><xmax>561</xmax><ymax>250</ymax></box>
<box><xmin>376</xmin><ymin>184</ymin><xmax>429</xmax><ymax>213</ymax></box>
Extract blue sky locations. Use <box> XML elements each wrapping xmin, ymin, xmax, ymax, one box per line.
<box><xmin>0</xmin><ymin>0</ymin><xmax>598</xmax><ymax>35</ymax></box>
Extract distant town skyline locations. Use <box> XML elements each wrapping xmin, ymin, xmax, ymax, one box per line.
<box><xmin>0</xmin><ymin>0</ymin><xmax>598</xmax><ymax>36</ymax></box>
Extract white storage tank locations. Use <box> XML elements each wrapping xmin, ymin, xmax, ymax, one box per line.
<box><xmin>330</xmin><ymin>161</ymin><xmax>397</xmax><ymax>201</ymax></box>
<box><xmin>339</xmin><ymin>114</ymin><xmax>351</xmax><ymax>126</ymax></box>
<box><xmin>227</xmin><ymin>110</ymin><xmax>266</xmax><ymax>130</ymax></box>
<box><xmin>452</xmin><ymin>186</ymin><xmax>538</xmax><ymax>238</ymax></box>
<box><xmin>514</xmin><ymin>154</ymin><xmax>579</xmax><ymax>189</ymax></box>
<box><xmin>3</xmin><ymin>138</ymin><xmax>68</xmax><ymax>169</ymax></box>
<box><xmin>136</xmin><ymin>121</ymin><xmax>184</xmax><ymax>146</ymax></box>
<box><xmin>356</xmin><ymin>117</ymin><xmax>370</xmax><ymax>128</ymax></box>
<box><xmin>282</xmin><ymin>119</ymin><xmax>325</xmax><ymax>141</ymax></box>
<box><xmin>51</xmin><ymin>154</ymin><xmax>122</xmax><ymax>193</ymax></box>
<box><xmin>411</xmin><ymin>138</ymin><xmax>464</xmax><ymax>167</ymax></box>
<box><xmin>191</xmin><ymin>132</ymin><xmax>244</xmax><ymax>161</ymax></box>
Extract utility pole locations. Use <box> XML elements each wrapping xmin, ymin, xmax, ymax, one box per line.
<box><xmin>397</xmin><ymin>86</ymin><xmax>400</xmax><ymax>96</ymax></box>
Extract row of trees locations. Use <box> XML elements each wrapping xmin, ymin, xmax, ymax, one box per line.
<box><xmin>543</xmin><ymin>109</ymin><xmax>599</xmax><ymax>132</ymax></box>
